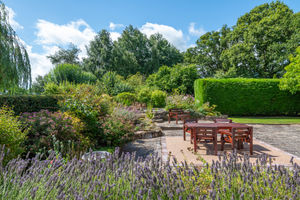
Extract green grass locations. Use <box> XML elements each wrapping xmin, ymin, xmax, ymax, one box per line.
<box><xmin>229</xmin><ymin>116</ymin><xmax>300</xmax><ymax>124</ymax></box>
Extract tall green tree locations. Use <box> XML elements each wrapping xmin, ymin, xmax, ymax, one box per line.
<box><xmin>280</xmin><ymin>46</ymin><xmax>300</xmax><ymax>94</ymax></box>
<box><xmin>0</xmin><ymin>1</ymin><xmax>31</xmax><ymax>89</ymax></box>
<box><xmin>113</xmin><ymin>25</ymin><xmax>151</xmax><ymax>77</ymax></box>
<box><xmin>221</xmin><ymin>1</ymin><xmax>299</xmax><ymax>78</ymax></box>
<box><xmin>149</xmin><ymin>33</ymin><xmax>183</xmax><ymax>74</ymax></box>
<box><xmin>83</xmin><ymin>30</ymin><xmax>114</xmax><ymax>78</ymax></box>
<box><xmin>184</xmin><ymin>25</ymin><xmax>231</xmax><ymax>77</ymax></box>
<box><xmin>47</xmin><ymin>43</ymin><xmax>81</xmax><ymax>65</ymax></box>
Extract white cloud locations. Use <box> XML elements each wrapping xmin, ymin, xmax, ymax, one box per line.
<box><xmin>189</xmin><ymin>22</ymin><xmax>206</xmax><ymax>37</ymax></box>
<box><xmin>140</xmin><ymin>22</ymin><xmax>187</xmax><ymax>51</ymax></box>
<box><xmin>6</xmin><ymin>7</ymin><xmax>23</xmax><ymax>30</ymax></box>
<box><xmin>110</xmin><ymin>32</ymin><xmax>121</xmax><ymax>41</ymax></box>
<box><xmin>109</xmin><ymin>22</ymin><xmax>124</xmax><ymax>31</ymax></box>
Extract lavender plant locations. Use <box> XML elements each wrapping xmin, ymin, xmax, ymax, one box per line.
<box><xmin>0</xmin><ymin>146</ymin><xmax>299</xmax><ymax>200</ymax></box>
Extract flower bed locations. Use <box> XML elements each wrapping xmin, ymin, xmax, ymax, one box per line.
<box><xmin>0</xmin><ymin>147</ymin><xmax>298</xmax><ymax>199</ymax></box>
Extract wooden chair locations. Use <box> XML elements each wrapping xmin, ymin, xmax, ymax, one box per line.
<box><xmin>183</xmin><ymin>118</ymin><xmax>198</xmax><ymax>141</ymax></box>
<box><xmin>214</xmin><ymin>118</ymin><xmax>232</xmax><ymax>149</ymax></box>
<box><xmin>221</xmin><ymin>127</ymin><xmax>253</xmax><ymax>155</ymax></box>
<box><xmin>194</xmin><ymin>127</ymin><xmax>218</xmax><ymax>155</ymax></box>
<box><xmin>169</xmin><ymin>109</ymin><xmax>190</xmax><ymax>124</ymax></box>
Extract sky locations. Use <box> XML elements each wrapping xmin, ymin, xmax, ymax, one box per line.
<box><xmin>2</xmin><ymin>0</ymin><xmax>300</xmax><ymax>80</ymax></box>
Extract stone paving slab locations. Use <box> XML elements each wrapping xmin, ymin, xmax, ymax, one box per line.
<box><xmin>166</xmin><ymin>136</ymin><xmax>300</xmax><ymax>166</ymax></box>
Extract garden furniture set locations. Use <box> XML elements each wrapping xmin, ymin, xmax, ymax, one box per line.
<box><xmin>168</xmin><ymin>109</ymin><xmax>253</xmax><ymax>155</ymax></box>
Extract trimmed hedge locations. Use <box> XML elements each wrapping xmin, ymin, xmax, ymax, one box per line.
<box><xmin>0</xmin><ymin>95</ymin><xmax>59</xmax><ymax>114</ymax></box>
<box><xmin>194</xmin><ymin>78</ymin><xmax>300</xmax><ymax>116</ymax></box>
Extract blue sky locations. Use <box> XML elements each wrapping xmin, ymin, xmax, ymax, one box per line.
<box><xmin>2</xmin><ymin>0</ymin><xmax>300</xmax><ymax>80</ymax></box>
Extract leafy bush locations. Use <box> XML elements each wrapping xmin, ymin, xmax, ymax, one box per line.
<box><xmin>280</xmin><ymin>46</ymin><xmax>300</xmax><ymax>94</ymax></box>
<box><xmin>59</xmin><ymin>84</ymin><xmax>112</xmax><ymax>146</ymax></box>
<box><xmin>115</xmin><ymin>92</ymin><xmax>136</xmax><ymax>106</ymax></box>
<box><xmin>194</xmin><ymin>78</ymin><xmax>300</xmax><ymax>116</ymax></box>
<box><xmin>101</xmin><ymin>107</ymin><xmax>138</xmax><ymax>146</ymax></box>
<box><xmin>137</xmin><ymin>87</ymin><xmax>152</xmax><ymax>104</ymax></box>
<box><xmin>20</xmin><ymin>110</ymin><xmax>90</xmax><ymax>158</ymax></box>
<box><xmin>165</xmin><ymin>93</ymin><xmax>195</xmax><ymax>110</ymax></box>
<box><xmin>0</xmin><ymin>148</ymin><xmax>299</xmax><ymax>199</ymax></box>
<box><xmin>43</xmin><ymin>82</ymin><xmax>62</xmax><ymax>95</ymax></box>
<box><xmin>195</xmin><ymin>102</ymin><xmax>221</xmax><ymax>116</ymax></box>
<box><xmin>47</xmin><ymin>64</ymin><xmax>97</xmax><ymax>84</ymax></box>
<box><xmin>147</xmin><ymin>64</ymin><xmax>198</xmax><ymax>94</ymax></box>
<box><xmin>0</xmin><ymin>95</ymin><xmax>59</xmax><ymax>115</ymax></box>
<box><xmin>151</xmin><ymin>90</ymin><xmax>167</xmax><ymax>108</ymax></box>
<box><xmin>0</xmin><ymin>106</ymin><xmax>27</xmax><ymax>162</ymax></box>
<box><xmin>101</xmin><ymin>71</ymin><xmax>134</xmax><ymax>96</ymax></box>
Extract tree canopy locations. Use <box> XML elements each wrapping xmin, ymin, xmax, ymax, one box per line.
<box><xmin>185</xmin><ymin>1</ymin><xmax>300</xmax><ymax>78</ymax></box>
<box><xmin>47</xmin><ymin>43</ymin><xmax>81</xmax><ymax>65</ymax></box>
<box><xmin>280</xmin><ymin>46</ymin><xmax>300</xmax><ymax>94</ymax></box>
<box><xmin>84</xmin><ymin>25</ymin><xmax>183</xmax><ymax>78</ymax></box>
<box><xmin>0</xmin><ymin>1</ymin><xmax>31</xmax><ymax>90</ymax></box>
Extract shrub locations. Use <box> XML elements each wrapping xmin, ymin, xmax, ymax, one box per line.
<box><xmin>195</xmin><ymin>78</ymin><xmax>300</xmax><ymax>116</ymax></box>
<box><xmin>59</xmin><ymin>84</ymin><xmax>112</xmax><ymax>146</ymax></box>
<box><xmin>137</xmin><ymin>87</ymin><xmax>152</xmax><ymax>104</ymax></box>
<box><xmin>165</xmin><ymin>93</ymin><xmax>195</xmax><ymax>110</ymax></box>
<box><xmin>0</xmin><ymin>95</ymin><xmax>59</xmax><ymax>115</ymax></box>
<box><xmin>115</xmin><ymin>92</ymin><xmax>136</xmax><ymax>106</ymax></box>
<box><xmin>151</xmin><ymin>90</ymin><xmax>167</xmax><ymax>108</ymax></box>
<box><xmin>101</xmin><ymin>107</ymin><xmax>138</xmax><ymax>146</ymax></box>
<box><xmin>43</xmin><ymin>82</ymin><xmax>62</xmax><ymax>95</ymax></box>
<box><xmin>0</xmin><ymin>148</ymin><xmax>299</xmax><ymax>199</ymax></box>
<box><xmin>146</xmin><ymin>64</ymin><xmax>198</xmax><ymax>94</ymax></box>
<box><xmin>101</xmin><ymin>71</ymin><xmax>134</xmax><ymax>96</ymax></box>
<box><xmin>0</xmin><ymin>106</ymin><xmax>27</xmax><ymax>162</ymax></box>
<box><xmin>47</xmin><ymin>64</ymin><xmax>97</xmax><ymax>84</ymax></box>
<box><xmin>20</xmin><ymin>110</ymin><xmax>90</xmax><ymax>158</ymax></box>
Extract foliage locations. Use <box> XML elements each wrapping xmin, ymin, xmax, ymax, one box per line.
<box><xmin>100</xmin><ymin>71</ymin><xmax>134</xmax><ymax>96</ymax></box>
<box><xmin>151</xmin><ymin>90</ymin><xmax>167</xmax><ymax>108</ymax></box>
<box><xmin>147</xmin><ymin>64</ymin><xmax>198</xmax><ymax>94</ymax></box>
<box><xmin>126</xmin><ymin>72</ymin><xmax>145</xmax><ymax>90</ymax></box>
<box><xmin>165</xmin><ymin>93</ymin><xmax>195</xmax><ymax>110</ymax></box>
<box><xmin>185</xmin><ymin>2</ymin><xmax>300</xmax><ymax>78</ymax></box>
<box><xmin>0</xmin><ymin>147</ymin><xmax>299</xmax><ymax>199</ymax></box>
<box><xmin>137</xmin><ymin>87</ymin><xmax>152</xmax><ymax>104</ymax></box>
<box><xmin>101</xmin><ymin>106</ymin><xmax>138</xmax><ymax>146</ymax></box>
<box><xmin>31</xmin><ymin>75</ymin><xmax>48</xmax><ymax>94</ymax></box>
<box><xmin>0</xmin><ymin>106</ymin><xmax>27</xmax><ymax>161</ymax></box>
<box><xmin>195</xmin><ymin>102</ymin><xmax>221</xmax><ymax>116</ymax></box>
<box><xmin>84</xmin><ymin>30</ymin><xmax>114</xmax><ymax>78</ymax></box>
<box><xmin>0</xmin><ymin>1</ymin><xmax>31</xmax><ymax>89</ymax></box>
<box><xmin>194</xmin><ymin>78</ymin><xmax>300</xmax><ymax>116</ymax></box>
<box><xmin>0</xmin><ymin>95</ymin><xmax>59</xmax><ymax>115</ymax></box>
<box><xmin>47</xmin><ymin>43</ymin><xmax>81</xmax><ymax>65</ymax></box>
<box><xmin>184</xmin><ymin>25</ymin><xmax>231</xmax><ymax>77</ymax></box>
<box><xmin>47</xmin><ymin>64</ymin><xmax>97</xmax><ymax>85</ymax></box>
<box><xmin>115</xmin><ymin>92</ymin><xmax>137</xmax><ymax>106</ymax></box>
<box><xmin>280</xmin><ymin>46</ymin><xmax>300</xmax><ymax>94</ymax></box>
<box><xmin>20</xmin><ymin>110</ymin><xmax>90</xmax><ymax>158</ymax></box>
<box><xmin>84</xmin><ymin>26</ymin><xmax>183</xmax><ymax>77</ymax></box>
<box><xmin>59</xmin><ymin>84</ymin><xmax>112</xmax><ymax>146</ymax></box>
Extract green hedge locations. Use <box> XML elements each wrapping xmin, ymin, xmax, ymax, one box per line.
<box><xmin>194</xmin><ymin>78</ymin><xmax>300</xmax><ymax>116</ymax></box>
<box><xmin>0</xmin><ymin>95</ymin><xmax>59</xmax><ymax>114</ymax></box>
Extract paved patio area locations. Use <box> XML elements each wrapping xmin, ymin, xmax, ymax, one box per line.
<box><xmin>122</xmin><ymin>120</ymin><xmax>300</xmax><ymax>166</ymax></box>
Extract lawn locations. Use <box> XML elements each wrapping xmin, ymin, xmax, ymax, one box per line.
<box><xmin>229</xmin><ymin>116</ymin><xmax>300</xmax><ymax>124</ymax></box>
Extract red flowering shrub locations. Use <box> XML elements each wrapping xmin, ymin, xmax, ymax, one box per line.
<box><xmin>20</xmin><ymin>110</ymin><xmax>90</xmax><ymax>158</ymax></box>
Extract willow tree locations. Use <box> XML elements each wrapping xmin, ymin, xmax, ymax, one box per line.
<box><xmin>0</xmin><ymin>1</ymin><xmax>31</xmax><ymax>90</ymax></box>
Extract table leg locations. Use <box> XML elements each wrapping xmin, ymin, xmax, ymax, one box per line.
<box><xmin>193</xmin><ymin>128</ymin><xmax>197</xmax><ymax>153</ymax></box>
<box><xmin>232</xmin><ymin>129</ymin><xmax>235</xmax><ymax>150</ymax></box>
<box><xmin>213</xmin><ymin>129</ymin><xmax>217</xmax><ymax>155</ymax></box>
<box><xmin>183</xmin><ymin>126</ymin><xmax>186</xmax><ymax>141</ymax></box>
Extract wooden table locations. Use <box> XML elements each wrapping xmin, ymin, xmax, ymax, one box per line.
<box><xmin>183</xmin><ymin>123</ymin><xmax>253</xmax><ymax>155</ymax></box>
